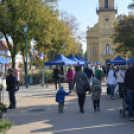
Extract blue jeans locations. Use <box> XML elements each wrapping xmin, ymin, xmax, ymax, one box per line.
<box><xmin>108</xmin><ymin>84</ymin><xmax>115</xmax><ymax>98</ymax></box>
<box><xmin>127</xmin><ymin>89</ymin><xmax>134</xmax><ymax>117</ymax></box>
<box><xmin>68</xmin><ymin>82</ymin><xmax>72</xmax><ymax>90</ymax></box>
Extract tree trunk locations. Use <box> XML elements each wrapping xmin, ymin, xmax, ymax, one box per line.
<box><xmin>11</xmin><ymin>56</ymin><xmax>15</xmax><ymax>69</ymax></box>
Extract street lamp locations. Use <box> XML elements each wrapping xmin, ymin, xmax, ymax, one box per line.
<box><xmin>63</xmin><ymin>43</ymin><xmax>65</xmax><ymax>56</ymax></box>
<box><xmin>23</xmin><ymin>24</ymin><xmax>29</xmax><ymax>89</ymax></box>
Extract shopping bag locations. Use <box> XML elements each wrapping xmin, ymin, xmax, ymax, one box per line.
<box><xmin>115</xmin><ymin>84</ymin><xmax>119</xmax><ymax>94</ymax></box>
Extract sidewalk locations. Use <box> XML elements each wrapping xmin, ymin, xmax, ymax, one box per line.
<box><xmin>3</xmin><ymin>83</ymin><xmax>134</xmax><ymax>134</ymax></box>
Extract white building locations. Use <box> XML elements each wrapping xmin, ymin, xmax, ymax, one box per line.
<box><xmin>0</xmin><ymin>41</ymin><xmax>23</xmax><ymax>71</ymax></box>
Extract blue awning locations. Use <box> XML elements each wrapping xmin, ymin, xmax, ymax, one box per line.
<box><xmin>45</xmin><ymin>55</ymin><xmax>77</xmax><ymax>65</ymax></box>
<box><xmin>75</xmin><ymin>56</ymin><xmax>87</xmax><ymax>64</ymax></box>
<box><xmin>95</xmin><ymin>62</ymin><xmax>101</xmax><ymax>65</ymax></box>
<box><xmin>108</xmin><ymin>56</ymin><xmax>126</xmax><ymax>65</ymax></box>
<box><xmin>0</xmin><ymin>57</ymin><xmax>10</xmax><ymax>64</ymax></box>
<box><xmin>69</xmin><ymin>55</ymin><xmax>85</xmax><ymax>65</ymax></box>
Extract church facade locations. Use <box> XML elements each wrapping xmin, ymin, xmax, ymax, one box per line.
<box><xmin>87</xmin><ymin>0</ymin><xmax>118</xmax><ymax>65</ymax></box>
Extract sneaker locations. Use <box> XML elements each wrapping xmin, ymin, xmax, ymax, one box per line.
<box><xmin>80</xmin><ymin>108</ymin><xmax>84</xmax><ymax>113</ymax></box>
<box><xmin>130</xmin><ymin>117</ymin><xmax>134</xmax><ymax>121</ymax></box>
<box><xmin>112</xmin><ymin>97</ymin><xmax>114</xmax><ymax>100</ymax></box>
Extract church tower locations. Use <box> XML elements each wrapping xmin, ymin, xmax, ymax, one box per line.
<box><xmin>87</xmin><ymin>0</ymin><xmax>118</xmax><ymax>65</ymax></box>
<box><xmin>97</xmin><ymin>0</ymin><xmax>117</xmax><ymax>31</ymax></box>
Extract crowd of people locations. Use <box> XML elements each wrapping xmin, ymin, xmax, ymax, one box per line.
<box><xmin>5</xmin><ymin>60</ymin><xmax>134</xmax><ymax>122</ymax></box>
<box><xmin>55</xmin><ymin>60</ymin><xmax>134</xmax><ymax>121</ymax></box>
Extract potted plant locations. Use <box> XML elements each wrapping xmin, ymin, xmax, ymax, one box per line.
<box><xmin>0</xmin><ymin>119</ymin><xmax>13</xmax><ymax>134</ymax></box>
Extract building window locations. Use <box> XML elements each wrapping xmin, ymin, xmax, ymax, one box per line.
<box><xmin>105</xmin><ymin>0</ymin><xmax>108</xmax><ymax>8</ymax></box>
<box><xmin>106</xmin><ymin>44</ymin><xmax>110</xmax><ymax>53</ymax></box>
<box><xmin>93</xmin><ymin>47</ymin><xmax>96</xmax><ymax>55</ymax></box>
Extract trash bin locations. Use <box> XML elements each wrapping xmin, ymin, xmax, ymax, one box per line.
<box><xmin>27</xmin><ymin>76</ymin><xmax>32</xmax><ymax>84</ymax></box>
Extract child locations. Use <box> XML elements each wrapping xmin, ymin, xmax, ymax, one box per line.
<box><xmin>56</xmin><ymin>85</ymin><xmax>71</xmax><ymax>113</ymax></box>
<box><xmin>91</xmin><ymin>77</ymin><xmax>102</xmax><ymax>112</ymax></box>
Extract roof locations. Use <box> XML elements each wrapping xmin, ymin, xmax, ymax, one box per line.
<box><xmin>0</xmin><ymin>41</ymin><xmax>13</xmax><ymax>51</ymax></box>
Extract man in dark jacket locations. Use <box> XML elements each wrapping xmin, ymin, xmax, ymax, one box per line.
<box><xmin>53</xmin><ymin>65</ymin><xmax>62</xmax><ymax>90</ymax></box>
<box><xmin>84</xmin><ymin>64</ymin><xmax>94</xmax><ymax>82</ymax></box>
<box><xmin>6</xmin><ymin>68</ymin><xmax>16</xmax><ymax>109</ymax></box>
<box><xmin>124</xmin><ymin>60</ymin><xmax>134</xmax><ymax>121</ymax></box>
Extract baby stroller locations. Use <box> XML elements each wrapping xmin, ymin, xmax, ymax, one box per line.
<box><xmin>120</xmin><ymin>89</ymin><xmax>134</xmax><ymax>117</ymax></box>
<box><xmin>120</xmin><ymin>89</ymin><xmax>127</xmax><ymax>117</ymax></box>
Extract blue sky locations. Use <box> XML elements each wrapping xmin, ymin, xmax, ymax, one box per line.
<box><xmin>58</xmin><ymin>0</ymin><xmax>133</xmax><ymax>52</ymax></box>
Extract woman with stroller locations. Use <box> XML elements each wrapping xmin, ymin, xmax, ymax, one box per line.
<box><xmin>107</xmin><ymin>65</ymin><xmax>118</xmax><ymax>100</ymax></box>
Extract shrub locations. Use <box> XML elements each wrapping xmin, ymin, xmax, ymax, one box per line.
<box><xmin>0</xmin><ymin>119</ymin><xmax>13</xmax><ymax>134</ymax></box>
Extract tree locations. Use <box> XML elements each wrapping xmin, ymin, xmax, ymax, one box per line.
<box><xmin>0</xmin><ymin>0</ymin><xmax>58</xmax><ymax>69</ymax></box>
<box><xmin>112</xmin><ymin>13</ymin><xmax>134</xmax><ymax>57</ymax></box>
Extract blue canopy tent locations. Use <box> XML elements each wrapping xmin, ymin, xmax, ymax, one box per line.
<box><xmin>75</xmin><ymin>56</ymin><xmax>87</xmax><ymax>64</ymax></box>
<box><xmin>79</xmin><ymin>57</ymin><xmax>90</xmax><ymax>64</ymax></box>
<box><xmin>108</xmin><ymin>56</ymin><xmax>126</xmax><ymax>65</ymax></box>
<box><xmin>69</xmin><ymin>55</ymin><xmax>85</xmax><ymax>65</ymax></box>
<box><xmin>44</xmin><ymin>55</ymin><xmax>77</xmax><ymax>65</ymax></box>
<box><xmin>95</xmin><ymin>62</ymin><xmax>101</xmax><ymax>65</ymax></box>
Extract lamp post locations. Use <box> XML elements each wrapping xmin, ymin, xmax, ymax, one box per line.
<box><xmin>23</xmin><ymin>24</ymin><xmax>29</xmax><ymax>89</ymax></box>
<box><xmin>63</xmin><ymin>43</ymin><xmax>65</xmax><ymax>56</ymax></box>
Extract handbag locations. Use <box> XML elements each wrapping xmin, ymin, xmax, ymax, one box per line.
<box><xmin>79</xmin><ymin>77</ymin><xmax>90</xmax><ymax>92</ymax></box>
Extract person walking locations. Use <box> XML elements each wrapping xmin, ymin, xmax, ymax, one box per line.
<box><xmin>124</xmin><ymin>60</ymin><xmax>134</xmax><ymax>121</ymax></box>
<box><xmin>6</xmin><ymin>68</ymin><xmax>16</xmax><ymax>109</ymax></box>
<box><xmin>117</xmin><ymin>65</ymin><xmax>126</xmax><ymax>98</ymax></box>
<box><xmin>66</xmin><ymin>66</ymin><xmax>75</xmax><ymax>90</ymax></box>
<box><xmin>107</xmin><ymin>65</ymin><xmax>117</xmax><ymax>100</ymax></box>
<box><xmin>71</xmin><ymin>66</ymin><xmax>89</xmax><ymax>113</ymax></box>
<box><xmin>53</xmin><ymin>65</ymin><xmax>62</xmax><ymax>90</ymax></box>
<box><xmin>91</xmin><ymin>77</ymin><xmax>102</xmax><ymax>112</ymax></box>
<box><xmin>60</xmin><ymin>66</ymin><xmax>64</xmax><ymax>83</ymax></box>
<box><xmin>84</xmin><ymin>64</ymin><xmax>94</xmax><ymax>83</ymax></box>
<box><xmin>95</xmin><ymin>65</ymin><xmax>103</xmax><ymax>85</ymax></box>
<box><xmin>56</xmin><ymin>85</ymin><xmax>71</xmax><ymax>113</ymax></box>
<box><xmin>102</xmin><ymin>65</ymin><xmax>107</xmax><ymax>82</ymax></box>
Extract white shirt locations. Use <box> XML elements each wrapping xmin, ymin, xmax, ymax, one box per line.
<box><xmin>107</xmin><ymin>70</ymin><xmax>117</xmax><ymax>85</ymax></box>
<box><xmin>117</xmin><ymin>70</ymin><xmax>125</xmax><ymax>83</ymax></box>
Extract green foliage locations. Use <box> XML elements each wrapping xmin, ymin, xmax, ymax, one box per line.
<box><xmin>0</xmin><ymin>119</ymin><xmax>13</xmax><ymax>134</ymax></box>
<box><xmin>112</xmin><ymin>13</ymin><xmax>134</xmax><ymax>57</ymax></box>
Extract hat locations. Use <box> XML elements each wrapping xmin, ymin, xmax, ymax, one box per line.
<box><xmin>59</xmin><ymin>85</ymin><xmax>64</xmax><ymax>90</ymax></box>
<box><xmin>7</xmin><ymin>68</ymin><xmax>14</xmax><ymax>73</ymax></box>
<box><xmin>92</xmin><ymin>77</ymin><xmax>98</xmax><ymax>84</ymax></box>
<box><xmin>127</xmin><ymin>59</ymin><xmax>132</xmax><ymax>64</ymax></box>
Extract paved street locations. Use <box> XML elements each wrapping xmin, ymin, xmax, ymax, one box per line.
<box><xmin>2</xmin><ymin>83</ymin><xmax>134</xmax><ymax>134</ymax></box>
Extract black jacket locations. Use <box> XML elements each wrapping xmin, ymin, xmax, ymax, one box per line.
<box><xmin>84</xmin><ymin>68</ymin><xmax>94</xmax><ymax>79</ymax></box>
<box><xmin>124</xmin><ymin>66</ymin><xmax>134</xmax><ymax>90</ymax></box>
<box><xmin>53</xmin><ymin>68</ymin><xmax>62</xmax><ymax>79</ymax></box>
<box><xmin>6</xmin><ymin>74</ymin><xmax>16</xmax><ymax>91</ymax></box>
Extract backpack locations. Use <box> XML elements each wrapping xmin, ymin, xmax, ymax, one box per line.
<box><xmin>97</xmin><ymin>72</ymin><xmax>102</xmax><ymax>79</ymax></box>
<box><xmin>92</xmin><ymin>85</ymin><xmax>101</xmax><ymax>101</ymax></box>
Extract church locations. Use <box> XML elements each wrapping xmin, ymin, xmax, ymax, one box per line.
<box><xmin>87</xmin><ymin>0</ymin><xmax>118</xmax><ymax>65</ymax></box>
